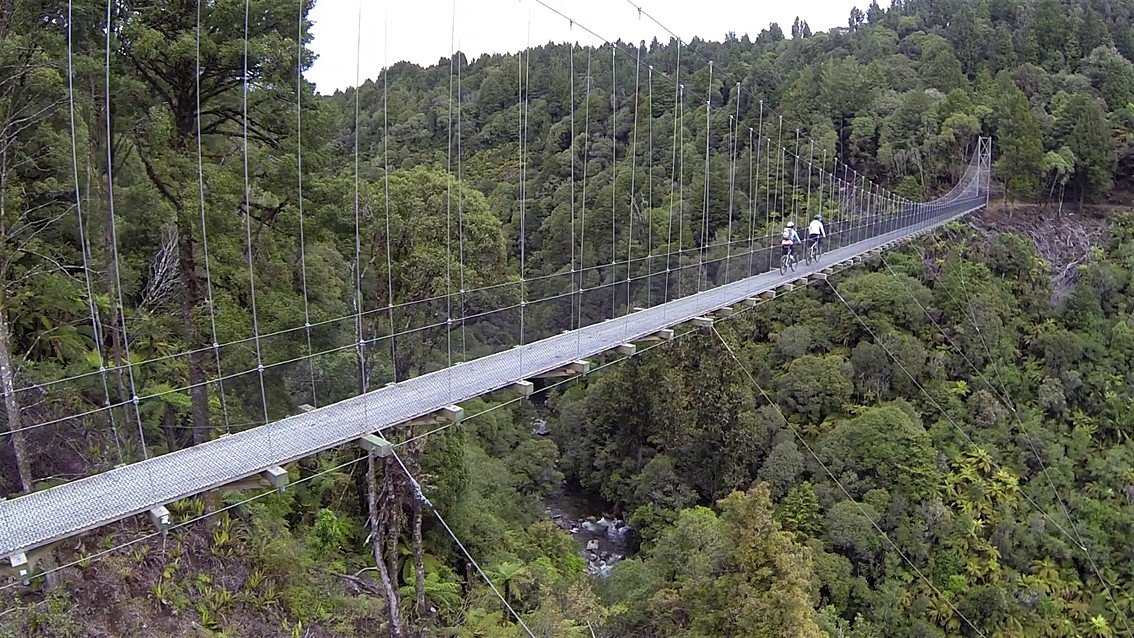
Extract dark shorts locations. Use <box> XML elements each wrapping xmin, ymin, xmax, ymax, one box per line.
<box><xmin>808</xmin><ymin>233</ymin><xmax>822</xmax><ymax>246</ymax></box>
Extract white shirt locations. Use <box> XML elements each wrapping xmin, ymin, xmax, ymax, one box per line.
<box><xmin>808</xmin><ymin>219</ymin><xmax>825</xmax><ymax>236</ymax></box>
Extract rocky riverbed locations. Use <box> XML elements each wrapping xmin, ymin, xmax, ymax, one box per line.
<box><xmin>544</xmin><ymin>492</ymin><xmax>631</xmax><ymax>576</ymax></box>
<box><xmin>534</xmin><ymin>413</ymin><xmax>633</xmax><ymax>576</ymax></box>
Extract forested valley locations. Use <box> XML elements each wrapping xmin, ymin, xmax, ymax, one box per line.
<box><xmin>2</xmin><ymin>0</ymin><xmax>1134</xmax><ymax>636</ymax></box>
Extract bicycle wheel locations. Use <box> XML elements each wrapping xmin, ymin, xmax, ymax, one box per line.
<box><xmin>804</xmin><ymin>244</ymin><xmax>813</xmax><ymax>266</ymax></box>
<box><xmin>780</xmin><ymin>254</ymin><xmax>788</xmax><ymax>275</ymax></box>
<box><xmin>789</xmin><ymin>253</ymin><xmax>797</xmax><ymax>272</ymax></box>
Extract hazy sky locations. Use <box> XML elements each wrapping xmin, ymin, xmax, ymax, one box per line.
<box><xmin>306</xmin><ymin>0</ymin><xmax>862</xmax><ymax>94</ymax></box>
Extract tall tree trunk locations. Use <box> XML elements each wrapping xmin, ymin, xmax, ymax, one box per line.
<box><xmin>409</xmin><ymin>439</ymin><xmax>427</xmax><ymax>621</ymax></box>
<box><xmin>502</xmin><ymin>581</ymin><xmax>512</xmax><ymax>626</ymax></box>
<box><xmin>0</xmin><ymin>140</ymin><xmax>30</xmax><ymax>493</ymax></box>
<box><xmin>368</xmin><ymin>452</ymin><xmax>403</xmax><ymax>638</ymax></box>
<box><xmin>1057</xmin><ymin>183</ymin><xmax>1066</xmax><ymax>223</ymax></box>
<box><xmin>176</xmin><ymin>216</ymin><xmax>210</xmax><ymax>446</ymax></box>
<box><xmin>0</xmin><ymin>308</ymin><xmax>31</xmax><ymax>493</ymax></box>
<box><xmin>412</xmin><ymin>496</ymin><xmax>427</xmax><ymax>628</ymax></box>
<box><xmin>160</xmin><ymin>406</ymin><xmax>178</xmax><ymax>451</ymax></box>
<box><xmin>384</xmin><ymin>457</ymin><xmax>402</xmax><ymax>587</ymax></box>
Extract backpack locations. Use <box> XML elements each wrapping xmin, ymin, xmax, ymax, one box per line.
<box><xmin>782</xmin><ymin>227</ymin><xmax>792</xmax><ymax>240</ymax></box>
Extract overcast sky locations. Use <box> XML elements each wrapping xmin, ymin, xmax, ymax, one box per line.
<box><xmin>306</xmin><ymin>0</ymin><xmax>862</xmax><ymax>94</ymax></box>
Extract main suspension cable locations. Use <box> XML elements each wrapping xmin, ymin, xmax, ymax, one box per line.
<box><xmin>663</xmin><ymin>42</ymin><xmax>680</xmax><ymax>306</ymax></box>
<box><xmin>697</xmin><ymin>60</ymin><xmax>712</xmax><ymax>294</ymax></box>
<box><xmin>198</xmin><ymin>0</ymin><xmax>232</xmax><ymax>433</ymax></box>
<box><xmin>242</xmin><ymin>0</ymin><xmax>272</xmax><ymax>446</ymax></box>
<box><xmin>445</xmin><ymin>0</ymin><xmax>456</xmax><ymax>399</ymax></box>
<box><xmin>646</xmin><ymin>63</ymin><xmax>655</xmax><ymax>306</ymax></box>
<box><xmin>569</xmin><ymin>40</ymin><xmax>577</xmax><ymax>335</ymax></box>
<box><xmin>353</xmin><ymin>0</ymin><xmax>366</xmax><ymax>394</ymax></box>
<box><xmin>67</xmin><ymin>0</ymin><xmax>120</xmax><ymax>460</ymax></box>
<box><xmin>625</xmin><ymin>41</ymin><xmax>641</xmax><ymax>320</ymax></box>
<box><xmin>294</xmin><ymin>0</ymin><xmax>317</xmax><ymax>408</ymax></box>
<box><xmin>609</xmin><ymin>43</ymin><xmax>618</xmax><ymax>320</ymax></box>
<box><xmin>576</xmin><ymin>44</ymin><xmax>592</xmax><ymax>343</ymax></box>
<box><xmin>103</xmin><ymin>0</ymin><xmax>147</xmax><ymax>460</ymax></box>
<box><xmin>382</xmin><ymin>19</ymin><xmax>397</xmax><ymax>383</ymax></box>
<box><xmin>519</xmin><ymin>15</ymin><xmax>531</xmax><ymax>374</ymax></box>
<box><xmin>725</xmin><ymin>84</ymin><xmax>739</xmax><ymax>283</ymax></box>
<box><xmin>456</xmin><ymin>38</ymin><xmax>468</xmax><ymax>361</ymax></box>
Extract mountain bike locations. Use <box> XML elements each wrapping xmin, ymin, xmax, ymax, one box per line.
<box><xmin>805</xmin><ymin>236</ymin><xmax>823</xmax><ymax>265</ymax></box>
<box><xmin>779</xmin><ymin>246</ymin><xmax>797</xmax><ymax>275</ymax></box>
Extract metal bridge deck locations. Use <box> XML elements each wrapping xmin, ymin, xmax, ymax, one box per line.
<box><xmin>0</xmin><ymin>198</ymin><xmax>985</xmax><ymax>560</ymax></box>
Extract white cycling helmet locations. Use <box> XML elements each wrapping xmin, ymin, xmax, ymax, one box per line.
<box><xmin>786</xmin><ymin>221</ymin><xmax>795</xmax><ymax>228</ymax></box>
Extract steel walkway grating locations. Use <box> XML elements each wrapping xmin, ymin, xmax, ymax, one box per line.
<box><xmin>0</xmin><ymin>196</ymin><xmax>986</xmax><ymax>560</ymax></box>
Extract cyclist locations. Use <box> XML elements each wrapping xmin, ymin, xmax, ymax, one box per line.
<box><xmin>808</xmin><ymin>213</ymin><xmax>826</xmax><ymax>255</ymax></box>
<box><xmin>781</xmin><ymin>221</ymin><xmax>801</xmax><ymax>261</ymax></box>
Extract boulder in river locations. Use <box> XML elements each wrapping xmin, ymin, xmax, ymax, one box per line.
<box><xmin>608</xmin><ymin>521</ymin><xmax>630</xmax><ymax>542</ymax></box>
<box><xmin>531</xmin><ymin>418</ymin><xmax>550</xmax><ymax>436</ymax></box>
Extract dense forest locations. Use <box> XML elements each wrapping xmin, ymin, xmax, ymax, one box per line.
<box><xmin>2</xmin><ymin>0</ymin><xmax>1134</xmax><ymax>636</ymax></box>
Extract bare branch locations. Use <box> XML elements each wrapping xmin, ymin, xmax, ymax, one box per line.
<box><xmin>140</xmin><ymin>226</ymin><xmax>183</xmax><ymax>311</ymax></box>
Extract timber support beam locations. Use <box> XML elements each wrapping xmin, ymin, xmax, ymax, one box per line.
<box><xmin>224</xmin><ymin>465</ymin><xmax>291</xmax><ymax>493</ymax></box>
<box><xmin>406</xmin><ymin>405</ymin><xmax>464</xmax><ymax>427</ymax></box>
<box><xmin>636</xmin><ymin>328</ymin><xmax>674</xmax><ymax>343</ymax></box>
<box><xmin>534</xmin><ymin>360</ymin><xmax>591</xmax><ymax>379</ymax></box>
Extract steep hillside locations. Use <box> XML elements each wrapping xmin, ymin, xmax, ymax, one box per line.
<box><xmin>972</xmin><ymin>202</ymin><xmax>1109</xmax><ymax>301</ymax></box>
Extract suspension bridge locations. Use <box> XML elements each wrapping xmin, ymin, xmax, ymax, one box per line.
<box><xmin>0</xmin><ymin>0</ymin><xmax>993</xmax><ymax>585</ymax></box>
<box><xmin>1</xmin><ymin>150</ymin><xmax>989</xmax><ymax>568</ymax></box>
